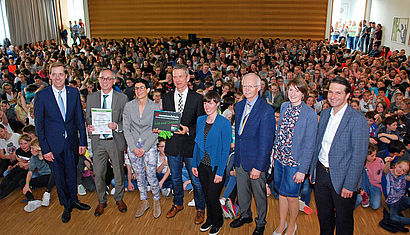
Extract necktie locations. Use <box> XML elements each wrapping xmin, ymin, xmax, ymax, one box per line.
<box><xmin>102</xmin><ymin>95</ymin><xmax>108</xmax><ymax>138</ymax></box>
<box><xmin>177</xmin><ymin>93</ymin><xmax>183</xmax><ymax>113</ymax></box>
<box><xmin>57</xmin><ymin>90</ymin><xmax>66</xmax><ymax>121</ymax></box>
<box><xmin>239</xmin><ymin>103</ymin><xmax>251</xmax><ymax>135</ymax></box>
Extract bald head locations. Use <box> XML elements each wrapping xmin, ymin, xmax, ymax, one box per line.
<box><xmin>99</xmin><ymin>69</ymin><xmax>115</xmax><ymax>94</ymax></box>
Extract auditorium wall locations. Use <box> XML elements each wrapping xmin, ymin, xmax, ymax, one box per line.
<box><xmin>87</xmin><ymin>0</ymin><xmax>328</xmax><ymax>41</ymax></box>
<box><xmin>369</xmin><ymin>0</ymin><xmax>410</xmax><ymax>51</ymax></box>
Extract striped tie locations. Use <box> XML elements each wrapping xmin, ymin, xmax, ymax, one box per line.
<box><xmin>239</xmin><ymin>103</ymin><xmax>251</xmax><ymax>135</ymax></box>
<box><xmin>177</xmin><ymin>93</ymin><xmax>183</xmax><ymax>113</ymax></box>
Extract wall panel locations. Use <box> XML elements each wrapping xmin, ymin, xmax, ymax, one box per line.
<box><xmin>88</xmin><ymin>0</ymin><xmax>328</xmax><ymax>40</ymax></box>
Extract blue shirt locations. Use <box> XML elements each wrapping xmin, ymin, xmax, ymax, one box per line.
<box><xmin>239</xmin><ymin>95</ymin><xmax>259</xmax><ymax>131</ymax></box>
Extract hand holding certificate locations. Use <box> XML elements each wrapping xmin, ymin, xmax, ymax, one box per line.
<box><xmin>152</xmin><ymin>110</ymin><xmax>181</xmax><ymax>132</ymax></box>
<box><xmin>92</xmin><ymin>108</ymin><xmax>113</xmax><ymax>135</ymax></box>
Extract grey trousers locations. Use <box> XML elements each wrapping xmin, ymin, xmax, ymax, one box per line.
<box><xmin>236</xmin><ymin>164</ymin><xmax>267</xmax><ymax>227</ymax></box>
<box><xmin>93</xmin><ymin>139</ymin><xmax>125</xmax><ymax>203</ymax></box>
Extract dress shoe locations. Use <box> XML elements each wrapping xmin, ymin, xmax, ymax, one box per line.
<box><xmin>194</xmin><ymin>209</ymin><xmax>205</xmax><ymax>224</ymax></box>
<box><xmin>72</xmin><ymin>201</ymin><xmax>91</xmax><ymax>210</ymax></box>
<box><xmin>252</xmin><ymin>226</ymin><xmax>265</xmax><ymax>235</ymax></box>
<box><xmin>62</xmin><ymin>208</ymin><xmax>71</xmax><ymax>223</ymax></box>
<box><xmin>94</xmin><ymin>202</ymin><xmax>107</xmax><ymax>217</ymax></box>
<box><xmin>166</xmin><ymin>204</ymin><xmax>184</xmax><ymax>218</ymax></box>
<box><xmin>230</xmin><ymin>216</ymin><xmax>253</xmax><ymax>228</ymax></box>
<box><xmin>116</xmin><ymin>200</ymin><xmax>127</xmax><ymax>213</ymax></box>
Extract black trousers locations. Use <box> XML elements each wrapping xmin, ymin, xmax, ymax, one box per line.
<box><xmin>314</xmin><ymin>163</ymin><xmax>357</xmax><ymax>235</ymax></box>
<box><xmin>198</xmin><ymin>163</ymin><xmax>225</xmax><ymax>227</ymax></box>
<box><xmin>0</xmin><ymin>167</ymin><xmax>27</xmax><ymax>198</ymax></box>
<box><xmin>24</xmin><ymin>174</ymin><xmax>51</xmax><ymax>201</ymax></box>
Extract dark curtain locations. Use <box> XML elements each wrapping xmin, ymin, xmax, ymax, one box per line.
<box><xmin>5</xmin><ymin>0</ymin><xmax>59</xmax><ymax>46</ymax></box>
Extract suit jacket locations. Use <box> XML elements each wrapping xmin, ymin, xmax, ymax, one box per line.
<box><xmin>34</xmin><ymin>86</ymin><xmax>86</xmax><ymax>154</ymax></box>
<box><xmin>85</xmin><ymin>90</ymin><xmax>128</xmax><ymax>152</ymax></box>
<box><xmin>309</xmin><ymin>105</ymin><xmax>369</xmax><ymax>194</ymax></box>
<box><xmin>162</xmin><ymin>89</ymin><xmax>205</xmax><ymax>157</ymax></box>
<box><xmin>274</xmin><ymin>101</ymin><xmax>318</xmax><ymax>174</ymax></box>
<box><xmin>123</xmin><ymin>98</ymin><xmax>159</xmax><ymax>152</ymax></box>
<box><xmin>193</xmin><ymin>114</ymin><xmax>232</xmax><ymax>176</ymax></box>
<box><xmin>234</xmin><ymin>96</ymin><xmax>275</xmax><ymax>172</ymax></box>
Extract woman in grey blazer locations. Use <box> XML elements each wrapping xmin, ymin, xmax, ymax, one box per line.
<box><xmin>123</xmin><ymin>79</ymin><xmax>161</xmax><ymax>219</ymax></box>
<box><xmin>271</xmin><ymin>78</ymin><xmax>318</xmax><ymax>235</ymax></box>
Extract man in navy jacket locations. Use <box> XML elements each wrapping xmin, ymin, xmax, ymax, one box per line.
<box><xmin>230</xmin><ymin>73</ymin><xmax>275</xmax><ymax>235</ymax></box>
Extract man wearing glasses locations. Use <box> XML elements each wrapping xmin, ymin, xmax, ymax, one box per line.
<box><xmin>86</xmin><ymin>69</ymin><xmax>129</xmax><ymax>217</ymax></box>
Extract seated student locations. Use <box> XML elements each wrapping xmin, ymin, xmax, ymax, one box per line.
<box><xmin>360</xmin><ymin>90</ymin><xmax>376</xmax><ymax>114</ymax></box>
<box><xmin>77</xmin><ymin>149</ymin><xmax>96</xmax><ymax>196</ymax></box>
<box><xmin>378</xmin><ymin>117</ymin><xmax>401</xmax><ymax>158</ymax></box>
<box><xmin>383</xmin><ymin>158</ymin><xmax>410</xmax><ymax>225</ymax></box>
<box><xmin>22</xmin><ymin>138</ymin><xmax>52</xmax><ymax>212</ymax></box>
<box><xmin>220</xmin><ymin>152</ymin><xmax>239</xmax><ymax>219</ymax></box>
<box><xmin>0</xmin><ymin>134</ymin><xmax>31</xmax><ymax>199</ymax></box>
<box><xmin>221</xmin><ymin>96</ymin><xmax>235</xmax><ymax>122</ymax></box>
<box><xmin>110</xmin><ymin>153</ymin><xmax>137</xmax><ymax>195</ymax></box>
<box><xmin>385</xmin><ymin>140</ymin><xmax>406</xmax><ymax>166</ymax></box>
<box><xmin>366</xmin><ymin>111</ymin><xmax>378</xmax><ymax>145</ymax></box>
<box><xmin>356</xmin><ymin>144</ymin><xmax>384</xmax><ymax>210</ymax></box>
<box><xmin>0</xmin><ymin>124</ymin><xmax>20</xmax><ymax>176</ymax></box>
<box><xmin>350</xmin><ymin>99</ymin><xmax>360</xmax><ymax>112</ymax></box>
<box><xmin>156</xmin><ymin>139</ymin><xmax>172</xmax><ymax>197</ymax></box>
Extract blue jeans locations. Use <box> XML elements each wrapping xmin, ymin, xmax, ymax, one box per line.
<box><xmin>347</xmin><ymin>35</ymin><xmax>355</xmax><ymax>50</ymax></box>
<box><xmin>300</xmin><ymin>177</ymin><xmax>313</xmax><ymax>206</ymax></box>
<box><xmin>167</xmin><ymin>155</ymin><xmax>205</xmax><ymax>210</ymax></box>
<box><xmin>388</xmin><ymin>196</ymin><xmax>410</xmax><ymax>225</ymax></box>
<box><xmin>355</xmin><ymin>170</ymin><xmax>382</xmax><ymax>209</ymax></box>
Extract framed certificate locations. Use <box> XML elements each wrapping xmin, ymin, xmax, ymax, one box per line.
<box><xmin>152</xmin><ymin>110</ymin><xmax>181</xmax><ymax>132</ymax></box>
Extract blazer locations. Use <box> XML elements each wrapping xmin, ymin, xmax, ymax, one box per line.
<box><xmin>273</xmin><ymin>101</ymin><xmax>318</xmax><ymax>174</ymax></box>
<box><xmin>85</xmin><ymin>90</ymin><xmax>128</xmax><ymax>152</ymax></box>
<box><xmin>193</xmin><ymin>114</ymin><xmax>232</xmax><ymax>177</ymax></box>
<box><xmin>234</xmin><ymin>96</ymin><xmax>275</xmax><ymax>172</ymax></box>
<box><xmin>162</xmin><ymin>89</ymin><xmax>205</xmax><ymax>157</ymax></box>
<box><xmin>309</xmin><ymin>105</ymin><xmax>369</xmax><ymax>194</ymax></box>
<box><xmin>34</xmin><ymin>86</ymin><xmax>86</xmax><ymax>154</ymax></box>
<box><xmin>123</xmin><ymin>98</ymin><xmax>160</xmax><ymax>152</ymax></box>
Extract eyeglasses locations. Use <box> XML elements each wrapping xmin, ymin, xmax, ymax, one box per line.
<box><xmin>99</xmin><ymin>77</ymin><xmax>114</xmax><ymax>81</ymax></box>
<box><xmin>157</xmin><ymin>145</ymin><xmax>165</xmax><ymax>148</ymax></box>
<box><xmin>135</xmin><ymin>86</ymin><xmax>146</xmax><ymax>91</ymax></box>
<box><xmin>242</xmin><ymin>85</ymin><xmax>259</xmax><ymax>89</ymax></box>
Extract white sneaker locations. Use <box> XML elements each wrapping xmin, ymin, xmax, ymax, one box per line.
<box><xmin>187</xmin><ymin>199</ymin><xmax>195</xmax><ymax>207</ymax></box>
<box><xmin>41</xmin><ymin>192</ymin><xmax>50</xmax><ymax>207</ymax></box>
<box><xmin>110</xmin><ymin>188</ymin><xmax>116</xmax><ymax>195</ymax></box>
<box><xmin>219</xmin><ymin>197</ymin><xmax>226</xmax><ymax>206</ymax></box>
<box><xmin>78</xmin><ymin>184</ymin><xmax>86</xmax><ymax>196</ymax></box>
<box><xmin>24</xmin><ymin>200</ymin><xmax>42</xmax><ymax>212</ymax></box>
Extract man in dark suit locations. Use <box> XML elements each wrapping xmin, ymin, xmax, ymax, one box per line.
<box><xmin>230</xmin><ymin>73</ymin><xmax>275</xmax><ymax>235</ymax></box>
<box><xmin>34</xmin><ymin>62</ymin><xmax>90</xmax><ymax>223</ymax></box>
<box><xmin>161</xmin><ymin>64</ymin><xmax>206</xmax><ymax>224</ymax></box>
<box><xmin>310</xmin><ymin>77</ymin><xmax>369</xmax><ymax>235</ymax></box>
<box><xmin>86</xmin><ymin>69</ymin><xmax>128</xmax><ymax>217</ymax></box>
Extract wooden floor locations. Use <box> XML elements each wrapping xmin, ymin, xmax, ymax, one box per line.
<box><xmin>0</xmin><ymin>187</ymin><xmax>408</xmax><ymax>235</ymax></box>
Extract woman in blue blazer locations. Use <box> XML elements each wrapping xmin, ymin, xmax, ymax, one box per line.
<box><xmin>192</xmin><ymin>91</ymin><xmax>232</xmax><ymax>234</ymax></box>
<box><xmin>272</xmin><ymin>78</ymin><xmax>318</xmax><ymax>235</ymax></box>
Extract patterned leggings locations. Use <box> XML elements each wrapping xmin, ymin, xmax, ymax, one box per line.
<box><xmin>129</xmin><ymin>146</ymin><xmax>160</xmax><ymax>201</ymax></box>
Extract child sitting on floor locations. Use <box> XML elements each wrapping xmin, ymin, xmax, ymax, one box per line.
<box><xmin>356</xmin><ymin>143</ymin><xmax>384</xmax><ymax>209</ymax></box>
<box><xmin>384</xmin><ymin>158</ymin><xmax>410</xmax><ymax>225</ymax></box>
<box><xmin>22</xmin><ymin>138</ymin><xmax>52</xmax><ymax>212</ymax></box>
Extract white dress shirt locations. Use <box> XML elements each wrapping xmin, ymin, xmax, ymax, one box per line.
<box><xmin>52</xmin><ymin>85</ymin><xmax>67</xmax><ymax>116</ymax></box>
<box><xmin>174</xmin><ymin>87</ymin><xmax>188</xmax><ymax>112</ymax></box>
<box><xmin>318</xmin><ymin>103</ymin><xmax>348</xmax><ymax>167</ymax></box>
<box><xmin>100</xmin><ymin>89</ymin><xmax>114</xmax><ymax>138</ymax></box>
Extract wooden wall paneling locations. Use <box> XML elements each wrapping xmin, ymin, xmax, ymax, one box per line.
<box><xmin>88</xmin><ymin>0</ymin><xmax>328</xmax><ymax>41</ymax></box>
